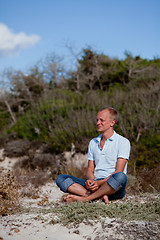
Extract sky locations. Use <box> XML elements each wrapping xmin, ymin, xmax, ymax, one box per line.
<box><xmin>0</xmin><ymin>0</ymin><xmax>160</xmax><ymax>74</ymax></box>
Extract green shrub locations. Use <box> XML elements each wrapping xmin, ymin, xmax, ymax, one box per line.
<box><xmin>7</xmin><ymin>90</ymin><xmax>100</xmax><ymax>152</ymax></box>
<box><xmin>0</xmin><ymin>111</ymin><xmax>11</xmax><ymax>131</ymax></box>
<box><xmin>3</xmin><ymin>85</ymin><xmax>160</xmax><ymax>171</ymax></box>
<box><xmin>134</xmin><ymin>134</ymin><xmax>160</xmax><ymax>170</ymax></box>
<box><xmin>51</xmin><ymin>197</ymin><xmax>160</xmax><ymax>225</ymax></box>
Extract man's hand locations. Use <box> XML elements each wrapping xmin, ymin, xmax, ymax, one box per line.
<box><xmin>85</xmin><ymin>180</ymin><xmax>94</xmax><ymax>189</ymax></box>
<box><xmin>85</xmin><ymin>180</ymin><xmax>99</xmax><ymax>192</ymax></box>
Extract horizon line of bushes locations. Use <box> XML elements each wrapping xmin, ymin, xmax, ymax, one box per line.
<box><xmin>0</xmin><ymin>48</ymin><xmax>160</xmax><ymax>172</ymax></box>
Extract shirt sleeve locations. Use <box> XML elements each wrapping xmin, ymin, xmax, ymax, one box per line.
<box><xmin>118</xmin><ymin>137</ymin><xmax>131</xmax><ymax>160</ymax></box>
<box><xmin>87</xmin><ymin>140</ymin><xmax>95</xmax><ymax>161</ymax></box>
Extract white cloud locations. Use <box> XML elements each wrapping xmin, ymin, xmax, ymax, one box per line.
<box><xmin>0</xmin><ymin>23</ymin><xmax>41</xmax><ymax>57</ymax></box>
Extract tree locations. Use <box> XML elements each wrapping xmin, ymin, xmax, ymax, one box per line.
<box><xmin>77</xmin><ymin>48</ymin><xmax>105</xmax><ymax>90</ymax></box>
<box><xmin>0</xmin><ymin>67</ymin><xmax>49</xmax><ymax>126</ymax></box>
<box><xmin>40</xmin><ymin>53</ymin><xmax>65</xmax><ymax>88</ymax></box>
<box><xmin>0</xmin><ymin>69</ymin><xmax>17</xmax><ymax>124</ymax></box>
<box><xmin>65</xmin><ymin>44</ymin><xmax>82</xmax><ymax>91</ymax></box>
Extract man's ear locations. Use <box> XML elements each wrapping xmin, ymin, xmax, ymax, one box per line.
<box><xmin>110</xmin><ymin>119</ymin><xmax>116</xmax><ymax>127</ymax></box>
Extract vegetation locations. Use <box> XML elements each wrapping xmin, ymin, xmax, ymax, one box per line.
<box><xmin>50</xmin><ymin>198</ymin><xmax>160</xmax><ymax>225</ymax></box>
<box><xmin>0</xmin><ymin>48</ymin><xmax>160</xmax><ymax>173</ymax></box>
<box><xmin>0</xmin><ymin>49</ymin><xmax>160</xmax><ymax>237</ymax></box>
<box><xmin>0</xmin><ymin>168</ymin><xmax>159</xmax><ymax>226</ymax></box>
<box><xmin>12</xmin><ymin>194</ymin><xmax>160</xmax><ymax>225</ymax></box>
<box><xmin>0</xmin><ymin>171</ymin><xmax>20</xmax><ymax>215</ymax></box>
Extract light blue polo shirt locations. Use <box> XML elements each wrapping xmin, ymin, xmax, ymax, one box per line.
<box><xmin>87</xmin><ymin>131</ymin><xmax>131</xmax><ymax>180</ymax></box>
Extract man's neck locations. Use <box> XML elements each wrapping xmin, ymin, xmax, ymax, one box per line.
<box><xmin>101</xmin><ymin>129</ymin><xmax>114</xmax><ymax>141</ymax></box>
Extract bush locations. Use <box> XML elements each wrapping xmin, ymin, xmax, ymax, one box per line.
<box><xmin>4</xmin><ymin>139</ymin><xmax>31</xmax><ymax>157</ymax></box>
<box><xmin>0</xmin><ymin>111</ymin><xmax>11</xmax><ymax>131</ymax></box>
<box><xmin>138</xmin><ymin>165</ymin><xmax>160</xmax><ymax>193</ymax></box>
<box><xmin>13</xmin><ymin>168</ymin><xmax>51</xmax><ymax>189</ymax></box>
<box><xmin>8</xmin><ymin>90</ymin><xmax>100</xmax><ymax>153</ymax></box>
<box><xmin>129</xmin><ymin>135</ymin><xmax>160</xmax><ymax>170</ymax></box>
<box><xmin>2</xmin><ymin>83</ymin><xmax>160</xmax><ymax>171</ymax></box>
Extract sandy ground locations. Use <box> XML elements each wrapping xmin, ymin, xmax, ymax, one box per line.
<box><xmin>0</xmin><ymin>153</ymin><xmax>160</xmax><ymax>240</ymax></box>
<box><xmin>0</xmin><ymin>181</ymin><xmax>159</xmax><ymax>240</ymax></box>
<box><xmin>1</xmin><ymin>182</ymin><xmax>160</xmax><ymax>240</ymax></box>
<box><xmin>0</xmin><ymin>181</ymin><xmax>121</xmax><ymax>240</ymax></box>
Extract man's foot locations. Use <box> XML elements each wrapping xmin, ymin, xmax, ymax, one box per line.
<box><xmin>66</xmin><ymin>194</ymin><xmax>88</xmax><ymax>204</ymax></box>
<box><xmin>102</xmin><ymin>195</ymin><xmax>110</xmax><ymax>204</ymax></box>
<box><xmin>61</xmin><ymin>194</ymin><xmax>69</xmax><ymax>202</ymax></box>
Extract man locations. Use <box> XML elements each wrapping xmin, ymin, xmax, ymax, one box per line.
<box><xmin>56</xmin><ymin>107</ymin><xmax>131</xmax><ymax>203</ymax></box>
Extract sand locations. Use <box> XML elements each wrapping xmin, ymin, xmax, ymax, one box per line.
<box><xmin>0</xmin><ymin>153</ymin><xmax>160</xmax><ymax>240</ymax></box>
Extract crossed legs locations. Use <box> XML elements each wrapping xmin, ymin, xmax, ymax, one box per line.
<box><xmin>56</xmin><ymin>172</ymin><xmax>127</xmax><ymax>204</ymax></box>
<box><xmin>66</xmin><ymin>181</ymin><xmax>115</xmax><ymax>203</ymax></box>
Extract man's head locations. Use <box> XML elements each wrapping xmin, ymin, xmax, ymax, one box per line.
<box><xmin>99</xmin><ymin>107</ymin><xmax>118</xmax><ymax>122</ymax></box>
<box><xmin>96</xmin><ymin>107</ymin><xmax>118</xmax><ymax>133</ymax></box>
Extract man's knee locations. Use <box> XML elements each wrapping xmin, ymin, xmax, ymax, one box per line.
<box><xmin>107</xmin><ymin>172</ymin><xmax>127</xmax><ymax>191</ymax></box>
<box><xmin>56</xmin><ymin>174</ymin><xmax>75</xmax><ymax>192</ymax></box>
<box><xmin>56</xmin><ymin>173</ymin><xmax>68</xmax><ymax>183</ymax></box>
<box><xmin>56</xmin><ymin>174</ymin><xmax>67</xmax><ymax>188</ymax></box>
<box><xmin>112</xmin><ymin>172</ymin><xmax>127</xmax><ymax>186</ymax></box>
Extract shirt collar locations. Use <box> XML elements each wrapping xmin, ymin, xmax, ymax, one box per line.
<box><xmin>95</xmin><ymin>131</ymin><xmax>116</xmax><ymax>143</ymax></box>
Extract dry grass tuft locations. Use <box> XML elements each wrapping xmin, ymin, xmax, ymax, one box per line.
<box><xmin>126</xmin><ymin>174</ymin><xmax>142</xmax><ymax>194</ymax></box>
<box><xmin>13</xmin><ymin>167</ymin><xmax>52</xmax><ymax>188</ymax></box>
<box><xmin>0</xmin><ymin>170</ymin><xmax>20</xmax><ymax>215</ymax></box>
<box><xmin>59</xmin><ymin>163</ymin><xmax>87</xmax><ymax>180</ymax></box>
<box><xmin>138</xmin><ymin>165</ymin><xmax>160</xmax><ymax>193</ymax></box>
<box><xmin>13</xmin><ymin>167</ymin><xmax>52</xmax><ymax>199</ymax></box>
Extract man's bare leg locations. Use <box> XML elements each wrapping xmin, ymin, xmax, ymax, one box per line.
<box><xmin>66</xmin><ymin>181</ymin><xmax>115</xmax><ymax>203</ymax></box>
<box><xmin>67</xmin><ymin>183</ymin><xmax>91</xmax><ymax>197</ymax></box>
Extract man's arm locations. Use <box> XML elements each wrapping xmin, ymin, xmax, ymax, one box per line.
<box><xmin>85</xmin><ymin>160</ymin><xmax>95</xmax><ymax>189</ymax></box>
<box><xmin>86</xmin><ymin>160</ymin><xmax>95</xmax><ymax>180</ymax></box>
<box><xmin>116</xmin><ymin>158</ymin><xmax>128</xmax><ymax>172</ymax></box>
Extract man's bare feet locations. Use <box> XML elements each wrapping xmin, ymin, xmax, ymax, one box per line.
<box><xmin>102</xmin><ymin>195</ymin><xmax>110</xmax><ymax>204</ymax></box>
<box><xmin>61</xmin><ymin>194</ymin><xmax>69</xmax><ymax>202</ymax></box>
<box><xmin>66</xmin><ymin>194</ymin><xmax>87</xmax><ymax>204</ymax></box>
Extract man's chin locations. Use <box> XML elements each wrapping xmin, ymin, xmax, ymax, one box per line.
<box><xmin>97</xmin><ymin>128</ymin><xmax>102</xmax><ymax>132</ymax></box>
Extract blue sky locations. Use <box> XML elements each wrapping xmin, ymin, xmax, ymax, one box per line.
<box><xmin>0</xmin><ymin>0</ymin><xmax>160</xmax><ymax>73</ymax></box>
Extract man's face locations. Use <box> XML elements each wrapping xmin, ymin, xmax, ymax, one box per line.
<box><xmin>96</xmin><ymin>110</ymin><xmax>115</xmax><ymax>133</ymax></box>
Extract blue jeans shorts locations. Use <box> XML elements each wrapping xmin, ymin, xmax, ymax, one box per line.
<box><xmin>56</xmin><ymin>172</ymin><xmax>127</xmax><ymax>200</ymax></box>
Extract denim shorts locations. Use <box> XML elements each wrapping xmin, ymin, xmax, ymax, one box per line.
<box><xmin>56</xmin><ymin>172</ymin><xmax>127</xmax><ymax>200</ymax></box>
